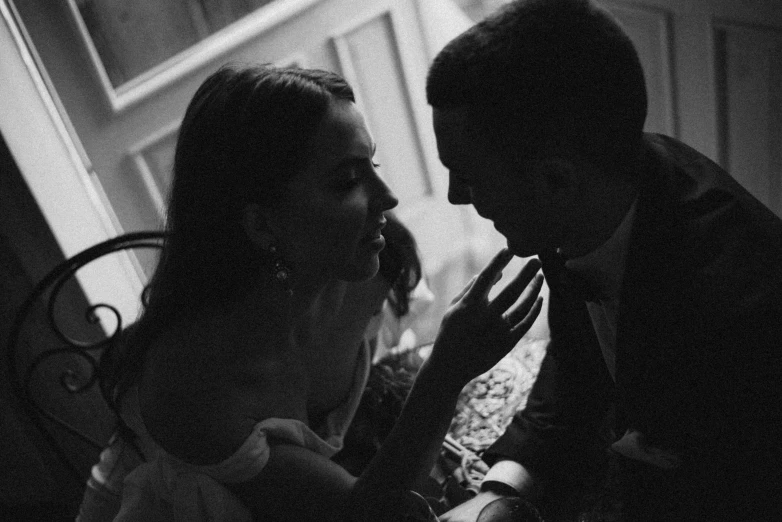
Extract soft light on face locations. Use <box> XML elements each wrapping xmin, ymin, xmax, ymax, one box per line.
<box><xmin>268</xmin><ymin>99</ymin><xmax>398</xmax><ymax>284</ymax></box>
<box><xmin>432</xmin><ymin>106</ymin><xmax>559</xmax><ymax>257</ymax></box>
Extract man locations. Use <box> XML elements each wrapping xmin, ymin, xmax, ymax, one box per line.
<box><xmin>426</xmin><ymin>0</ymin><xmax>782</xmax><ymax>520</ymax></box>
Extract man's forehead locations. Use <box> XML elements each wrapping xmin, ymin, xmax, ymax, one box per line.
<box><xmin>434</xmin><ymin>105</ymin><xmax>514</xmax><ymax>163</ymax></box>
<box><xmin>434</xmin><ymin>106</ymin><xmax>489</xmax><ymax>159</ymax></box>
<box><xmin>433</xmin><ymin>106</ymin><xmax>482</xmax><ymax>133</ymax></box>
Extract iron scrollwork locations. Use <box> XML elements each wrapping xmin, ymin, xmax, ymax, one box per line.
<box><xmin>5</xmin><ymin>231</ymin><xmax>164</xmax><ymax>483</ymax></box>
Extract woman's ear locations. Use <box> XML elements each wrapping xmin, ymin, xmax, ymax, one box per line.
<box><xmin>241</xmin><ymin>203</ymin><xmax>276</xmax><ymax>250</ymax></box>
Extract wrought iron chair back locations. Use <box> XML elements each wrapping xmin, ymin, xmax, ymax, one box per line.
<box><xmin>6</xmin><ymin>231</ymin><xmax>164</xmax><ymax>485</ymax></box>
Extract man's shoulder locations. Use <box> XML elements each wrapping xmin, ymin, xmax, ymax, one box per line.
<box><xmin>642</xmin><ymin>133</ymin><xmax>735</xmax><ymax>200</ymax></box>
<box><xmin>643</xmin><ymin>133</ymin><xmax>707</xmax><ymax>162</ymax></box>
<box><xmin>629</xmin><ymin>135</ymin><xmax>782</xmax><ymax>324</ymax></box>
<box><xmin>641</xmin><ymin>133</ymin><xmax>782</xmax><ymax>234</ymax></box>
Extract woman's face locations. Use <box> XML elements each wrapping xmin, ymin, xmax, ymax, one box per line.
<box><xmin>266</xmin><ymin>98</ymin><xmax>398</xmax><ymax>283</ymax></box>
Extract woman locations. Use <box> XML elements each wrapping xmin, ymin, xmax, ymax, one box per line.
<box><xmin>77</xmin><ymin>212</ymin><xmax>424</xmax><ymax>522</ymax></box>
<box><xmin>109</xmin><ymin>64</ymin><xmax>543</xmax><ymax>521</ymax></box>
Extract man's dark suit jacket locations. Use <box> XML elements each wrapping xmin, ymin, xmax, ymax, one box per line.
<box><xmin>483</xmin><ymin>134</ymin><xmax>782</xmax><ymax>518</ymax></box>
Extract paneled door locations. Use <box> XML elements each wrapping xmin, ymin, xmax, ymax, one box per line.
<box><xmin>602</xmin><ymin>0</ymin><xmax>782</xmax><ymax>216</ymax></box>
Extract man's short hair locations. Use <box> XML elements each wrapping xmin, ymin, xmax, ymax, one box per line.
<box><xmin>427</xmin><ymin>0</ymin><xmax>648</xmax><ymax>170</ymax></box>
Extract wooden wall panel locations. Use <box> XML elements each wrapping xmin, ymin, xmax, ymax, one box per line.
<box><xmin>332</xmin><ymin>9</ymin><xmax>432</xmax><ymax>204</ymax></box>
<box><xmin>607</xmin><ymin>2</ymin><xmax>677</xmax><ymax>136</ymax></box>
<box><xmin>715</xmin><ymin>22</ymin><xmax>782</xmax><ymax>215</ymax></box>
<box><xmin>128</xmin><ymin>122</ymin><xmax>179</xmax><ymax>225</ymax></box>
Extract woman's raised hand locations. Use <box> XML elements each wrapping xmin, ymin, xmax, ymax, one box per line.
<box><xmin>428</xmin><ymin>248</ymin><xmax>544</xmax><ymax>384</ymax></box>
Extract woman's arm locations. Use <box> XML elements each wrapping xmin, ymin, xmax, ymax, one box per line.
<box><xmin>231</xmin><ymin>250</ymin><xmax>544</xmax><ymax>521</ymax></box>
<box><xmin>228</xmin><ymin>360</ymin><xmax>462</xmax><ymax>521</ymax></box>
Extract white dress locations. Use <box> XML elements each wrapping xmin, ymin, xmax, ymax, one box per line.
<box><xmin>112</xmin><ymin>341</ymin><xmax>371</xmax><ymax>522</ymax></box>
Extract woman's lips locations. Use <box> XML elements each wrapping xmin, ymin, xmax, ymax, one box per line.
<box><xmin>367</xmin><ymin>235</ymin><xmax>386</xmax><ymax>251</ymax></box>
<box><xmin>362</xmin><ymin>224</ymin><xmax>386</xmax><ymax>249</ymax></box>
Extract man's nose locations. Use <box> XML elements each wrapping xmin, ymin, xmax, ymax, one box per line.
<box><xmin>448</xmin><ymin>177</ymin><xmax>472</xmax><ymax>205</ymax></box>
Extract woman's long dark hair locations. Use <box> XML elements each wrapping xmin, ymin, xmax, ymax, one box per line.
<box><xmin>103</xmin><ymin>64</ymin><xmax>355</xmax><ymax>410</ymax></box>
<box><xmin>378</xmin><ymin>212</ymin><xmax>422</xmax><ymax>318</ymax></box>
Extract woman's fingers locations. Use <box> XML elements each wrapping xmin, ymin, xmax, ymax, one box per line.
<box><xmin>463</xmin><ymin>248</ymin><xmax>514</xmax><ymax>304</ymax></box>
<box><xmin>502</xmin><ymin>272</ymin><xmax>544</xmax><ymax>323</ymax></box>
<box><xmin>487</xmin><ymin>257</ymin><xmax>542</xmax><ymax>315</ymax></box>
<box><xmin>451</xmin><ymin>275</ymin><xmax>477</xmax><ymax>305</ymax></box>
<box><xmin>509</xmin><ymin>296</ymin><xmax>544</xmax><ymax>339</ymax></box>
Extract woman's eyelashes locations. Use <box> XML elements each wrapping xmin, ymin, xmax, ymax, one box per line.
<box><xmin>331</xmin><ymin>159</ymin><xmax>380</xmax><ymax>191</ymax></box>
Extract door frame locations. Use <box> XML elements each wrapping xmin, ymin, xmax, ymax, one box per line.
<box><xmin>1</xmin><ymin>0</ymin><xmax>144</xmax><ymax>329</ymax></box>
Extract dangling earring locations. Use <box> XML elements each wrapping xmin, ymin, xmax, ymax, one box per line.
<box><xmin>268</xmin><ymin>244</ymin><xmax>293</xmax><ymax>296</ymax></box>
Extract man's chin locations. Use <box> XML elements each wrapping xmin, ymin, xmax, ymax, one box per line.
<box><xmin>505</xmin><ymin>237</ymin><xmax>537</xmax><ymax>258</ymax></box>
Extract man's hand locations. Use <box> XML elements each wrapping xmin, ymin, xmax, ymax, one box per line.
<box><xmin>439</xmin><ymin>491</ymin><xmax>504</xmax><ymax>522</ymax></box>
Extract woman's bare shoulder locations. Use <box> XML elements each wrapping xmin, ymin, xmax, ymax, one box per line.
<box><xmin>138</xmin><ymin>313</ymin><xmax>308</xmax><ymax>465</ymax></box>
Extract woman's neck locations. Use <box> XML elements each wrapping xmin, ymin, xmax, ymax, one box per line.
<box><xmin>290</xmin><ymin>272</ymin><xmax>332</xmax><ymax>319</ymax></box>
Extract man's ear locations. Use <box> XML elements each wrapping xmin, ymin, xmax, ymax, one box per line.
<box><xmin>241</xmin><ymin>203</ymin><xmax>277</xmax><ymax>250</ymax></box>
<box><xmin>529</xmin><ymin>156</ymin><xmax>580</xmax><ymax>206</ymax></box>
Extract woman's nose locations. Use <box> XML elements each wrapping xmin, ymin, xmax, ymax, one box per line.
<box><xmin>374</xmin><ymin>174</ymin><xmax>399</xmax><ymax>211</ymax></box>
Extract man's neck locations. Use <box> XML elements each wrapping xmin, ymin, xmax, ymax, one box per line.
<box><xmin>558</xmin><ymin>171</ymin><xmax>639</xmax><ymax>259</ymax></box>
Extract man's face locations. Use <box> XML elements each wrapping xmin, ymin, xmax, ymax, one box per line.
<box><xmin>433</xmin><ymin>107</ymin><xmax>560</xmax><ymax>257</ymax></box>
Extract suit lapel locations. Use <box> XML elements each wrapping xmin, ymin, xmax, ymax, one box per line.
<box><xmin>613</xmin><ymin>141</ymin><xmax>696</xmax><ymax>433</ymax></box>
